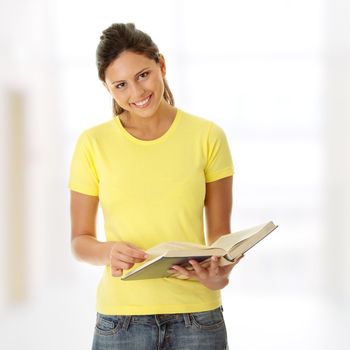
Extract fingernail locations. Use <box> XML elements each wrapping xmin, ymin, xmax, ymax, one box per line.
<box><xmin>144</xmin><ymin>254</ymin><xmax>149</xmax><ymax>259</ymax></box>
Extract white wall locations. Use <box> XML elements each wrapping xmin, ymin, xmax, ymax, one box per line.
<box><xmin>0</xmin><ymin>0</ymin><xmax>349</xmax><ymax>349</ymax></box>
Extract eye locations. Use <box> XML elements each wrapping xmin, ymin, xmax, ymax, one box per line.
<box><xmin>115</xmin><ymin>82</ymin><xmax>126</xmax><ymax>89</ymax></box>
<box><xmin>138</xmin><ymin>71</ymin><xmax>149</xmax><ymax>80</ymax></box>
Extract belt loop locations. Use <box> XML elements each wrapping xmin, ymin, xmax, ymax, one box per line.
<box><xmin>122</xmin><ymin>316</ymin><xmax>131</xmax><ymax>331</ymax></box>
<box><xmin>183</xmin><ymin>313</ymin><xmax>192</xmax><ymax>327</ymax></box>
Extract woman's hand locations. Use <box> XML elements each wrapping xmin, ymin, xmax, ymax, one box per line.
<box><xmin>169</xmin><ymin>255</ymin><xmax>244</xmax><ymax>290</ymax></box>
<box><xmin>109</xmin><ymin>242</ymin><xmax>149</xmax><ymax>277</ymax></box>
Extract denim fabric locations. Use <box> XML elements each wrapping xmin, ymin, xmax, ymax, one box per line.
<box><xmin>92</xmin><ymin>307</ymin><xmax>228</xmax><ymax>350</ymax></box>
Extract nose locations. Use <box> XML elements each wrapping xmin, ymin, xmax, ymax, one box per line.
<box><xmin>129</xmin><ymin>82</ymin><xmax>146</xmax><ymax>101</ymax></box>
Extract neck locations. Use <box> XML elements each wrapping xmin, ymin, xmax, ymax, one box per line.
<box><xmin>120</xmin><ymin>101</ymin><xmax>177</xmax><ymax>132</ymax></box>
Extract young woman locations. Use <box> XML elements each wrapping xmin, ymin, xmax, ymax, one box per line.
<box><xmin>69</xmin><ymin>22</ymin><xmax>243</xmax><ymax>350</ymax></box>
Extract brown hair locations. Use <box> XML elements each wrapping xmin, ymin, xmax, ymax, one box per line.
<box><xmin>96</xmin><ymin>23</ymin><xmax>174</xmax><ymax>116</ymax></box>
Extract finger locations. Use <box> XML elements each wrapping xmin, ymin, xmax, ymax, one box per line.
<box><xmin>113</xmin><ymin>242</ymin><xmax>148</xmax><ymax>259</ymax></box>
<box><xmin>110</xmin><ymin>254</ymin><xmax>136</xmax><ymax>270</ymax></box>
<box><xmin>111</xmin><ymin>252</ymin><xmax>146</xmax><ymax>264</ymax></box>
<box><xmin>124</xmin><ymin>245</ymin><xmax>149</xmax><ymax>260</ymax></box>
<box><xmin>189</xmin><ymin>260</ymin><xmax>208</xmax><ymax>279</ymax></box>
<box><xmin>211</xmin><ymin>255</ymin><xmax>219</xmax><ymax>264</ymax></box>
<box><xmin>171</xmin><ymin>265</ymin><xmax>192</xmax><ymax>278</ymax></box>
<box><xmin>167</xmin><ymin>268</ymin><xmax>191</xmax><ymax>279</ymax></box>
<box><xmin>198</xmin><ymin>258</ymin><xmax>211</xmax><ymax>269</ymax></box>
<box><xmin>111</xmin><ymin>267</ymin><xmax>123</xmax><ymax>277</ymax></box>
<box><xmin>173</xmin><ymin>273</ymin><xmax>191</xmax><ymax>280</ymax></box>
<box><xmin>112</xmin><ymin>260</ymin><xmax>134</xmax><ymax>270</ymax></box>
<box><xmin>221</xmin><ymin>264</ymin><xmax>235</xmax><ymax>274</ymax></box>
<box><xmin>221</xmin><ymin>255</ymin><xmax>244</xmax><ymax>274</ymax></box>
<box><xmin>208</xmin><ymin>256</ymin><xmax>220</xmax><ymax>277</ymax></box>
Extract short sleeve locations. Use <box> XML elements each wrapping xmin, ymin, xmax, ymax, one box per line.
<box><xmin>68</xmin><ymin>131</ymin><xmax>99</xmax><ymax>196</ymax></box>
<box><xmin>204</xmin><ymin>122</ymin><xmax>234</xmax><ymax>183</ymax></box>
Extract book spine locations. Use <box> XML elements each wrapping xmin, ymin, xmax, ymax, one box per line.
<box><xmin>223</xmin><ymin>253</ymin><xmax>235</xmax><ymax>262</ymax></box>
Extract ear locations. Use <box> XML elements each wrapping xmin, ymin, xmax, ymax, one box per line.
<box><xmin>159</xmin><ymin>54</ymin><xmax>166</xmax><ymax>78</ymax></box>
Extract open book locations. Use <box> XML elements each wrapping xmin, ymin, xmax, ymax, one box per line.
<box><xmin>121</xmin><ymin>221</ymin><xmax>278</xmax><ymax>281</ymax></box>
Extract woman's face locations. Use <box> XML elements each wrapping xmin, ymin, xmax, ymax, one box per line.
<box><xmin>104</xmin><ymin>50</ymin><xmax>166</xmax><ymax>118</ymax></box>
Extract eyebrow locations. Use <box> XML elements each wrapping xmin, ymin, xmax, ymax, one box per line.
<box><xmin>111</xmin><ymin>67</ymin><xmax>151</xmax><ymax>85</ymax></box>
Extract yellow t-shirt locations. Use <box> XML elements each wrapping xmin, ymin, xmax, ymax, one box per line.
<box><xmin>69</xmin><ymin>109</ymin><xmax>234</xmax><ymax>315</ymax></box>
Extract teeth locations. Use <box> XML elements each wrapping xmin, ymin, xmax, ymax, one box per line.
<box><xmin>134</xmin><ymin>96</ymin><xmax>150</xmax><ymax>106</ymax></box>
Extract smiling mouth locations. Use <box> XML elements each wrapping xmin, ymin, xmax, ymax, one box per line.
<box><xmin>131</xmin><ymin>94</ymin><xmax>152</xmax><ymax>108</ymax></box>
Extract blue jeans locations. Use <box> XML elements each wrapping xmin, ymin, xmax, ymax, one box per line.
<box><xmin>92</xmin><ymin>307</ymin><xmax>228</xmax><ymax>349</ymax></box>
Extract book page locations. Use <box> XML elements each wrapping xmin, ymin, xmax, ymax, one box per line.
<box><xmin>147</xmin><ymin>241</ymin><xmax>207</xmax><ymax>256</ymax></box>
<box><xmin>226</xmin><ymin>222</ymin><xmax>278</xmax><ymax>260</ymax></box>
<box><xmin>211</xmin><ymin>221</ymin><xmax>276</xmax><ymax>251</ymax></box>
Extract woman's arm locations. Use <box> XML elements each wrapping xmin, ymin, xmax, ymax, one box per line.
<box><xmin>170</xmin><ymin>176</ymin><xmax>243</xmax><ymax>289</ymax></box>
<box><xmin>70</xmin><ymin>190</ymin><xmax>148</xmax><ymax>275</ymax></box>
<box><xmin>204</xmin><ymin>176</ymin><xmax>233</xmax><ymax>244</ymax></box>
<box><xmin>70</xmin><ymin>190</ymin><xmax>111</xmax><ymax>265</ymax></box>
